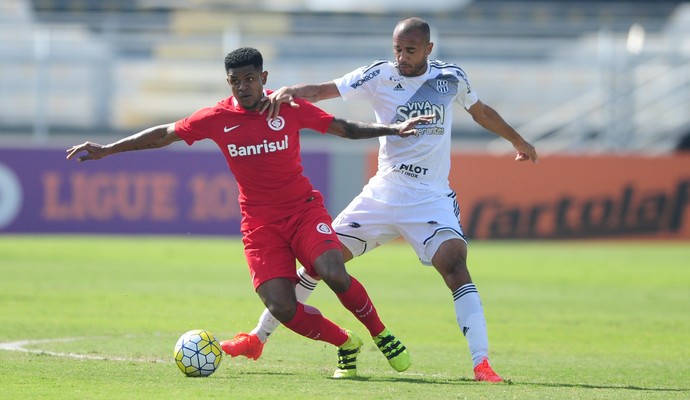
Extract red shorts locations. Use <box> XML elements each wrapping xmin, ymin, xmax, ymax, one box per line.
<box><xmin>242</xmin><ymin>193</ymin><xmax>342</xmax><ymax>290</ymax></box>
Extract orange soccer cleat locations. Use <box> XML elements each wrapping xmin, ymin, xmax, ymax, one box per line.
<box><xmin>473</xmin><ymin>357</ymin><xmax>503</xmax><ymax>382</ymax></box>
<box><xmin>220</xmin><ymin>332</ymin><xmax>264</xmax><ymax>360</ymax></box>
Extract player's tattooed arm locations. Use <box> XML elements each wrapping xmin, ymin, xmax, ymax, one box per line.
<box><xmin>261</xmin><ymin>82</ymin><xmax>341</xmax><ymax>119</ymax></box>
<box><xmin>66</xmin><ymin>123</ymin><xmax>182</xmax><ymax>162</ymax></box>
<box><xmin>327</xmin><ymin>114</ymin><xmax>434</xmax><ymax>140</ymax></box>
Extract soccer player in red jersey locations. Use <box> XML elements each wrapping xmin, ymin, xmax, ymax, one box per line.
<box><xmin>231</xmin><ymin>18</ymin><xmax>539</xmax><ymax>383</ymax></box>
<box><xmin>66</xmin><ymin>47</ymin><xmax>431</xmax><ymax>379</ymax></box>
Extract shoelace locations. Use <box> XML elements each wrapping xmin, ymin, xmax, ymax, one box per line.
<box><xmin>375</xmin><ymin>334</ymin><xmax>406</xmax><ymax>360</ymax></box>
<box><xmin>336</xmin><ymin>347</ymin><xmax>358</xmax><ymax>370</ymax></box>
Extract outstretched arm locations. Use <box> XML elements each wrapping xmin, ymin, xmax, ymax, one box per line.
<box><xmin>326</xmin><ymin>114</ymin><xmax>434</xmax><ymax>140</ymax></box>
<box><xmin>65</xmin><ymin>123</ymin><xmax>181</xmax><ymax>162</ymax></box>
<box><xmin>261</xmin><ymin>82</ymin><xmax>341</xmax><ymax>120</ymax></box>
<box><xmin>467</xmin><ymin>100</ymin><xmax>538</xmax><ymax>163</ymax></box>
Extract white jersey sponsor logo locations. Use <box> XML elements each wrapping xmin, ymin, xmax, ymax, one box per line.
<box><xmin>227</xmin><ymin>135</ymin><xmax>288</xmax><ymax>157</ymax></box>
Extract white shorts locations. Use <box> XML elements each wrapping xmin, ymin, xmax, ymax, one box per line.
<box><xmin>332</xmin><ymin>190</ymin><xmax>467</xmax><ymax>266</ymax></box>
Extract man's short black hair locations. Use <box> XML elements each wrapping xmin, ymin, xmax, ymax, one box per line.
<box><xmin>224</xmin><ymin>47</ymin><xmax>263</xmax><ymax>73</ymax></box>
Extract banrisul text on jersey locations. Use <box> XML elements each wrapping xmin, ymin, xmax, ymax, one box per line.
<box><xmin>228</xmin><ymin>135</ymin><xmax>288</xmax><ymax>157</ymax></box>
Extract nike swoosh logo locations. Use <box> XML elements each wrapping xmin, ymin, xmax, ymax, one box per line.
<box><xmin>224</xmin><ymin>125</ymin><xmax>240</xmax><ymax>133</ymax></box>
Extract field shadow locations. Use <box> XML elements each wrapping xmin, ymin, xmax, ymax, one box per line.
<box><xmin>215</xmin><ymin>369</ymin><xmax>690</xmax><ymax>393</ymax></box>
<box><xmin>220</xmin><ymin>371</ymin><xmax>469</xmax><ymax>385</ymax></box>
<box><xmin>515</xmin><ymin>381</ymin><xmax>690</xmax><ymax>393</ymax></box>
<box><xmin>312</xmin><ymin>374</ymin><xmax>690</xmax><ymax>394</ymax></box>
<box><xmin>337</xmin><ymin>375</ymin><xmax>477</xmax><ymax>385</ymax></box>
<box><xmin>223</xmin><ymin>370</ymin><xmax>300</xmax><ymax>377</ymax></box>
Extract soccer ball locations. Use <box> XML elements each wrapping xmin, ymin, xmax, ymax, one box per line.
<box><xmin>173</xmin><ymin>329</ymin><xmax>223</xmax><ymax>377</ymax></box>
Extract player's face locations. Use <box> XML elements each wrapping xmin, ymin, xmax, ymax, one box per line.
<box><xmin>226</xmin><ymin>65</ymin><xmax>268</xmax><ymax>112</ymax></box>
<box><xmin>392</xmin><ymin>30</ymin><xmax>432</xmax><ymax>77</ymax></box>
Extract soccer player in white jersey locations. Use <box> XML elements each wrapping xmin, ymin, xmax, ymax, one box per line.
<box><xmin>222</xmin><ymin>17</ymin><xmax>538</xmax><ymax>382</ymax></box>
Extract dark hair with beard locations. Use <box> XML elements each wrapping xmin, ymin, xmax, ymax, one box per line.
<box><xmin>224</xmin><ymin>47</ymin><xmax>263</xmax><ymax>73</ymax></box>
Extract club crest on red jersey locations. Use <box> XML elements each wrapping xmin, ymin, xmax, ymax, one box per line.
<box><xmin>268</xmin><ymin>117</ymin><xmax>285</xmax><ymax>131</ymax></box>
<box><xmin>316</xmin><ymin>222</ymin><xmax>332</xmax><ymax>234</ymax></box>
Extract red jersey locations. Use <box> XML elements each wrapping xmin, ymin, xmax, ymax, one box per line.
<box><xmin>174</xmin><ymin>93</ymin><xmax>334</xmax><ymax>230</ymax></box>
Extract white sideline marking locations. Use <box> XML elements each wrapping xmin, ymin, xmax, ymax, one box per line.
<box><xmin>0</xmin><ymin>337</ymin><xmax>168</xmax><ymax>363</ymax></box>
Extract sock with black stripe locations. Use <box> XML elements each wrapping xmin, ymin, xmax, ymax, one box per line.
<box><xmin>453</xmin><ymin>283</ymin><xmax>490</xmax><ymax>367</ymax></box>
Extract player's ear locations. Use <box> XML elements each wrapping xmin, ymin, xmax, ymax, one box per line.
<box><xmin>426</xmin><ymin>42</ymin><xmax>434</xmax><ymax>56</ymax></box>
<box><xmin>261</xmin><ymin>71</ymin><xmax>268</xmax><ymax>85</ymax></box>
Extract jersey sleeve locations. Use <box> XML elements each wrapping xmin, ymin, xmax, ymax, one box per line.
<box><xmin>334</xmin><ymin>60</ymin><xmax>387</xmax><ymax>102</ymax></box>
<box><xmin>454</xmin><ymin>69</ymin><xmax>479</xmax><ymax>109</ymax></box>
<box><xmin>174</xmin><ymin>107</ymin><xmax>216</xmax><ymax>146</ymax></box>
<box><xmin>294</xmin><ymin>98</ymin><xmax>334</xmax><ymax>134</ymax></box>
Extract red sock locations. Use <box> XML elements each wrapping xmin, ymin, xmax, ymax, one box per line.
<box><xmin>337</xmin><ymin>276</ymin><xmax>385</xmax><ymax>337</ymax></box>
<box><xmin>283</xmin><ymin>302</ymin><xmax>349</xmax><ymax>346</ymax></box>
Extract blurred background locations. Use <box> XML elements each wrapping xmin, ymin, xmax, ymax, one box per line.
<box><xmin>2</xmin><ymin>0</ymin><xmax>690</xmax><ymax>151</ymax></box>
<box><xmin>1</xmin><ymin>0</ymin><xmax>689</xmax><ymax>239</ymax></box>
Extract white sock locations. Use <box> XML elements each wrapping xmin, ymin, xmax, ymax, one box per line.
<box><xmin>453</xmin><ymin>283</ymin><xmax>489</xmax><ymax>367</ymax></box>
<box><xmin>295</xmin><ymin>266</ymin><xmax>320</xmax><ymax>303</ymax></box>
<box><xmin>250</xmin><ymin>267</ymin><xmax>319</xmax><ymax>343</ymax></box>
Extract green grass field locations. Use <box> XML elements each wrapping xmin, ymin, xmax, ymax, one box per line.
<box><xmin>0</xmin><ymin>236</ymin><xmax>688</xmax><ymax>399</ymax></box>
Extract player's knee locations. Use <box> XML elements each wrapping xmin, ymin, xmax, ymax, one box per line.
<box><xmin>311</xmin><ymin>248</ymin><xmax>349</xmax><ymax>289</ymax></box>
<box><xmin>444</xmin><ymin>262</ymin><xmax>472</xmax><ymax>289</ymax></box>
<box><xmin>433</xmin><ymin>254</ymin><xmax>471</xmax><ymax>289</ymax></box>
<box><xmin>317</xmin><ymin>265</ymin><xmax>350</xmax><ymax>292</ymax></box>
<box><xmin>266</xmin><ymin>301</ymin><xmax>297</xmax><ymax>323</ymax></box>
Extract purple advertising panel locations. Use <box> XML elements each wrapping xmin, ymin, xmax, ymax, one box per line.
<box><xmin>0</xmin><ymin>147</ymin><xmax>330</xmax><ymax>235</ymax></box>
